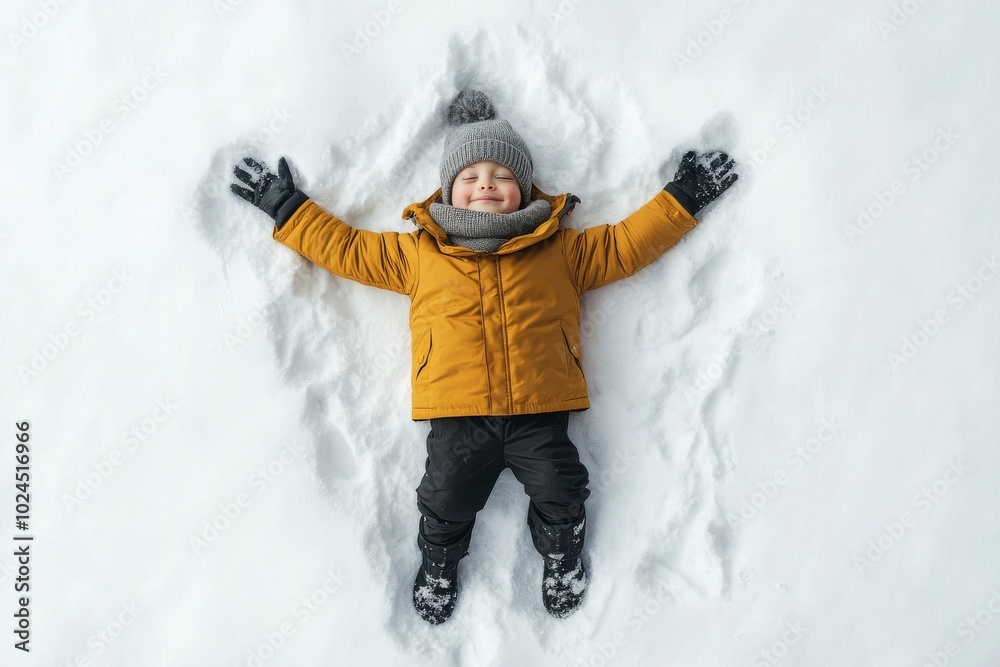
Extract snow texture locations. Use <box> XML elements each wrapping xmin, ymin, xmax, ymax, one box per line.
<box><xmin>3</xmin><ymin>1</ymin><xmax>1000</xmax><ymax>666</ymax></box>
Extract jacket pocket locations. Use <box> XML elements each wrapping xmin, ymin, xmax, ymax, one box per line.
<box><xmin>414</xmin><ymin>328</ymin><xmax>432</xmax><ymax>384</ymax></box>
<box><xmin>559</xmin><ymin>320</ymin><xmax>583</xmax><ymax>372</ymax></box>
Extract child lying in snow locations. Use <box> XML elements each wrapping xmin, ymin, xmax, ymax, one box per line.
<box><xmin>230</xmin><ymin>89</ymin><xmax>737</xmax><ymax>624</ymax></box>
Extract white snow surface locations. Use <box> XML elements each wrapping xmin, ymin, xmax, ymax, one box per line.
<box><xmin>3</xmin><ymin>1</ymin><xmax>1000</xmax><ymax>665</ymax></box>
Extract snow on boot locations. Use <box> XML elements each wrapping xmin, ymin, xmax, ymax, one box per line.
<box><xmin>532</xmin><ymin>516</ymin><xmax>588</xmax><ymax>618</ymax></box>
<box><xmin>412</xmin><ymin>552</ymin><xmax>460</xmax><ymax>624</ymax></box>
<box><xmin>542</xmin><ymin>554</ymin><xmax>588</xmax><ymax>618</ymax></box>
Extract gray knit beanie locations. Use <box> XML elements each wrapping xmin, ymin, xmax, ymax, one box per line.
<box><xmin>439</xmin><ymin>90</ymin><xmax>533</xmax><ymax>207</ymax></box>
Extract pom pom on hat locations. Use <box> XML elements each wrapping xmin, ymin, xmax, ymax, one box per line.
<box><xmin>447</xmin><ymin>89</ymin><xmax>497</xmax><ymax>126</ymax></box>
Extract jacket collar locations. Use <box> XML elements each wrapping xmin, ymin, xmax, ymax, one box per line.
<box><xmin>402</xmin><ymin>185</ymin><xmax>581</xmax><ymax>257</ymax></box>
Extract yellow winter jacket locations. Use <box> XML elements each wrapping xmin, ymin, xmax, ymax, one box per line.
<box><xmin>273</xmin><ymin>186</ymin><xmax>698</xmax><ymax>421</ymax></box>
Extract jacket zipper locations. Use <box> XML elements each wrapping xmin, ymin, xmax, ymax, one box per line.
<box><xmin>492</xmin><ymin>194</ymin><xmax>577</xmax><ymax>413</ymax></box>
<box><xmin>495</xmin><ymin>255</ymin><xmax>513</xmax><ymax>412</ymax></box>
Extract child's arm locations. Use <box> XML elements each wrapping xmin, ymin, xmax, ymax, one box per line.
<box><xmin>560</xmin><ymin>150</ymin><xmax>737</xmax><ymax>293</ymax></box>
<box><xmin>274</xmin><ymin>200</ymin><xmax>417</xmax><ymax>296</ymax></box>
<box><xmin>232</xmin><ymin>156</ymin><xmax>417</xmax><ymax>296</ymax></box>
<box><xmin>560</xmin><ymin>189</ymin><xmax>697</xmax><ymax>293</ymax></box>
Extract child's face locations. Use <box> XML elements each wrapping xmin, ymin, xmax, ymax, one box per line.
<box><xmin>451</xmin><ymin>161</ymin><xmax>521</xmax><ymax>213</ymax></box>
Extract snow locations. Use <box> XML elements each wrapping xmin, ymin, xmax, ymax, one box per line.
<box><xmin>3</xmin><ymin>1</ymin><xmax>999</xmax><ymax>665</ymax></box>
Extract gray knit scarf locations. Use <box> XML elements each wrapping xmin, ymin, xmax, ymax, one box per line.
<box><xmin>429</xmin><ymin>198</ymin><xmax>552</xmax><ymax>252</ymax></box>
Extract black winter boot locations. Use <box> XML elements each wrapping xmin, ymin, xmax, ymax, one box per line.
<box><xmin>412</xmin><ymin>541</ymin><xmax>467</xmax><ymax>625</ymax></box>
<box><xmin>532</xmin><ymin>515</ymin><xmax>588</xmax><ymax>618</ymax></box>
<box><xmin>542</xmin><ymin>555</ymin><xmax>588</xmax><ymax>618</ymax></box>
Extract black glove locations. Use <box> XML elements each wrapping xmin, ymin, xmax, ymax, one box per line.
<box><xmin>663</xmin><ymin>150</ymin><xmax>738</xmax><ymax>216</ymax></box>
<box><xmin>230</xmin><ymin>156</ymin><xmax>309</xmax><ymax>229</ymax></box>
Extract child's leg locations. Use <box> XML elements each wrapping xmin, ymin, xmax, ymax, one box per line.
<box><xmin>415</xmin><ymin>416</ymin><xmax>507</xmax><ymax>562</ymax></box>
<box><xmin>503</xmin><ymin>411</ymin><xmax>591</xmax><ymax>559</ymax></box>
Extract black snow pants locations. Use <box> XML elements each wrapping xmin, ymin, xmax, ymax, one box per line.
<box><xmin>415</xmin><ymin>411</ymin><xmax>591</xmax><ymax>565</ymax></box>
